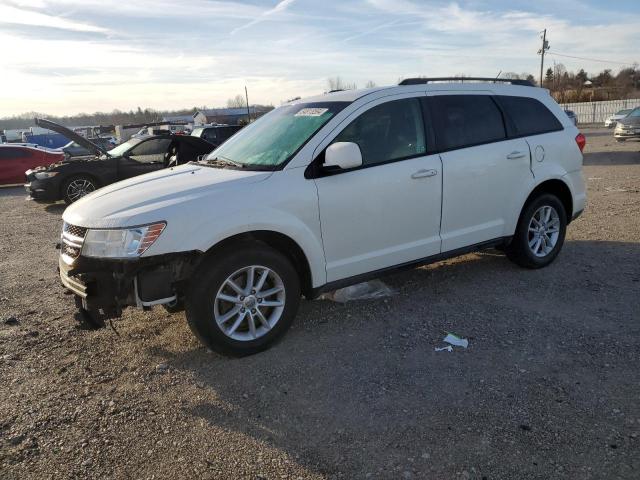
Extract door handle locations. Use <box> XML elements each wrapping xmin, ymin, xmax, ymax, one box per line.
<box><xmin>411</xmin><ymin>169</ymin><xmax>438</xmax><ymax>179</ymax></box>
<box><xmin>506</xmin><ymin>151</ymin><xmax>527</xmax><ymax>160</ymax></box>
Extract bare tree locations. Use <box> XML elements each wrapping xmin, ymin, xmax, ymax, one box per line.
<box><xmin>365</xmin><ymin>80</ymin><xmax>377</xmax><ymax>88</ymax></box>
<box><xmin>227</xmin><ymin>95</ymin><xmax>246</xmax><ymax>108</ymax></box>
<box><xmin>327</xmin><ymin>76</ymin><xmax>357</xmax><ymax>91</ymax></box>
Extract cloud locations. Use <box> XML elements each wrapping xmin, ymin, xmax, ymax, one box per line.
<box><xmin>0</xmin><ymin>4</ymin><xmax>109</xmax><ymax>33</ymax></box>
<box><xmin>342</xmin><ymin>19</ymin><xmax>402</xmax><ymax>42</ymax></box>
<box><xmin>0</xmin><ymin>0</ymin><xmax>638</xmax><ymax>117</ymax></box>
<box><xmin>231</xmin><ymin>0</ymin><xmax>297</xmax><ymax>34</ymax></box>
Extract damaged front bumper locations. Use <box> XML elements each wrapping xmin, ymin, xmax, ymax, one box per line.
<box><xmin>59</xmin><ymin>252</ymin><xmax>200</xmax><ymax>323</ymax></box>
<box><xmin>25</xmin><ymin>169</ymin><xmax>61</xmax><ymax>201</ymax></box>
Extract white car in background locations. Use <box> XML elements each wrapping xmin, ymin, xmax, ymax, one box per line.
<box><xmin>59</xmin><ymin>77</ymin><xmax>587</xmax><ymax>356</ymax></box>
<box><xmin>605</xmin><ymin>108</ymin><xmax>633</xmax><ymax>128</ymax></box>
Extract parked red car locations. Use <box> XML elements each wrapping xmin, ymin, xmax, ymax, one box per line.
<box><xmin>0</xmin><ymin>145</ymin><xmax>64</xmax><ymax>185</ymax></box>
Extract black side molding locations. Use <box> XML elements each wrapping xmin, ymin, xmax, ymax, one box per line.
<box><xmin>308</xmin><ymin>237</ymin><xmax>511</xmax><ymax>299</ymax></box>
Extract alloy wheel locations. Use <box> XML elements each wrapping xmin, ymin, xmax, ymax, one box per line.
<box><xmin>66</xmin><ymin>179</ymin><xmax>95</xmax><ymax>202</ymax></box>
<box><xmin>527</xmin><ymin>205</ymin><xmax>560</xmax><ymax>257</ymax></box>
<box><xmin>213</xmin><ymin>265</ymin><xmax>286</xmax><ymax>341</ymax></box>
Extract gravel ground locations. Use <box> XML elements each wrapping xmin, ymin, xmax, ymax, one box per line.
<box><xmin>1</xmin><ymin>128</ymin><xmax>639</xmax><ymax>479</ymax></box>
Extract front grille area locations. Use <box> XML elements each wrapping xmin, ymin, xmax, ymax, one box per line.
<box><xmin>61</xmin><ymin>222</ymin><xmax>86</xmax><ymax>263</ymax></box>
<box><xmin>61</xmin><ymin>243</ymin><xmax>82</xmax><ymax>261</ymax></box>
<box><xmin>64</xmin><ymin>223</ymin><xmax>87</xmax><ymax>239</ymax></box>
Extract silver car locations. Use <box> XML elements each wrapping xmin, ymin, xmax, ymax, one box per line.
<box><xmin>614</xmin><ymin>107</ymin><xmax>640</xmax><ymax>141</ymax></box>
<box><xmin>605</xmin><ymin>108</ymin><xmax>633</xmax><ymax>128</ymax></box>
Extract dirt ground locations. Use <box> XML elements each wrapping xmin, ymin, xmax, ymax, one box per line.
<box><xmin>1</xmin><ymin>127</ymin><xmax>639</xmax><ymax>480</ymax></box>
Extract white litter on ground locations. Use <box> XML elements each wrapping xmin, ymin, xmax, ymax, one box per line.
<box><xmin>318</xmin><ymin>279</ymin><xmax>395</xmax><ymax>303</ymax></box>
<box><xmin>434</xmin><ymin>332</ymin><xmax>470</xmax><ymax>351</ymax></box>
<box><xmin>443</xmin><ymin>333</ymin><xmax>469</xmax><ymax>348</ymax></box>
<box><xmin>434</xmin><ymin>345</ymin><xmax>453</xmax><ymax>352</ymax></box>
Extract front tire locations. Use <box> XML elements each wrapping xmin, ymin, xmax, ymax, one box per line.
<box><xmin>185</xmin><ymin>243</ymin><xmax>301</xmax><ymax>356</ymax></box>
<box><xmin>506</xmin><ymin>193</ymin><xmax>567</xmax><ymax>269</ymax></box>
<box><xmin>62</xmin><ymin>175</ymin><xmax>97</xmax><ymax>204</ymax></box>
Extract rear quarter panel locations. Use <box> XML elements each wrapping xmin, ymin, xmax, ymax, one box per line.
<box><xmin>513</xmin><ymin>90</ymin><xmax>585</xmax><ymax>219</ymax></box>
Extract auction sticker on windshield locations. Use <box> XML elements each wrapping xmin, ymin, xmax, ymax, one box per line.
<box><xmin>295</xmin><ymin>108</ymin><xmax>329</xmax><ymax>117</ymax></box>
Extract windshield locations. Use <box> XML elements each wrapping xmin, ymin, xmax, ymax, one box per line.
<box><xmin>107</xmin><ymin>138</ymin><xmax>142</xmax><ymax>157</ymax></box>
<box><xmin>617</xmin><ymin>109</ymin><xmax>632</xmax><ymax>115</ymax></box>
<box><xmin>204</xmin><ymin>102</ymin><xmax>349</xmax><ymax>168</ymax></box>
<box><xmin>627</xmin><ymin>108</ymin><xmax>640</xmax><ymax>118</ymax></box>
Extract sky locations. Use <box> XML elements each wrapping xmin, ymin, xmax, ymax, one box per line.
<box><xmin>0</xmin><ymin>0</ymin><xmax>639</xmax><ymax>117</ymax></box>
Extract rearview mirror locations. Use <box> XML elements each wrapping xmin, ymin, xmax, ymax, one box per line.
<box><xmin>324</xmin><ymin>142</ymin><xmax>362</xmax><ymax>170</ymax></box>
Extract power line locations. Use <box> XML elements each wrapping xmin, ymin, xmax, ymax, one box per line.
<box><xmin>548</xmin><ymin>52</ymin><xmax>636</xmax><ymax>66</ymax></box>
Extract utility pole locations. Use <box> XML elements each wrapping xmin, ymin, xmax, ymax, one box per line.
<box><xmin>538</xmin><ymin>29</ymin><xmax>550</xmax><ymax>87</ymax></box>
<box><xmin>245</xmin><ymin>86</ymin><xmax>251</xmax><ymax>124</ymax></box>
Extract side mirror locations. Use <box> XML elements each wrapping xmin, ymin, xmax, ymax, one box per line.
<box><xmin>324</xmin><ymin>142</ymin><xmax>362</xmax><ymax>170</ymax></box>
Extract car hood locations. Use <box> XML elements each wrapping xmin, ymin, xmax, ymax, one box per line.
<box><xmin>35</xmin><ymin>118</ymin><xmax>106</xmax><ymax>156</ymax></box>
<box><xmin>63</xmin><ymin>163</ymin><xmax>272</xmax><ymax>228</ymax></box>
<box><xmin>33</xmin><ymin>154</ymin><xmax>102</xmax><ymax>172</ymax></box>
<box><xmin>618</xmin><ymin>116</ymin><xmax>640</xmax><ymax>126</ymax></box>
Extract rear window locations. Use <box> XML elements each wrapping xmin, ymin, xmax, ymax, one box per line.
<box><xmin>497</xmin><ymin>96</ymin><xmax>563</xmax><ymax>137</ymax></box>
<box><xmin>430</xmin><ymin>95</ymin><xmax>506</xmax><ymax>151</ymax></box>
<box><xmin>201</xmin><ymin>129</ymin><xmax>218</xmax><ymax>142</ymax></box>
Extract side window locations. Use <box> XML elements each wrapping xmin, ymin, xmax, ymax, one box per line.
<box><xmin>497</xmin><ymin>96</ymin><xmax>563</xmax><ymax>136</ymax></box>
<box><xmin>128</xmin><ymin>138</ymin><xmax>171</xmax><ymax>163</ymax></box>
<box><xmin>429</xmin><ymin>95</ymin><xmax>506</xmax><ymax>151</ymax></box>
<box><xmin>202</xmin><ymin>129</ymin><xmax>218</xmax><ymax>142</ymax></box>
<box><xmin>333</xmin><ymin>98</ymin><xmax>426</xmax><ymax>167</ymax></box>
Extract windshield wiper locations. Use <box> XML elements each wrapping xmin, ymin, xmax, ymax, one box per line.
<box><xmin>205</xmin><ymin>156</ymin><xmax>245</xmax><ymax>168</ymax></box>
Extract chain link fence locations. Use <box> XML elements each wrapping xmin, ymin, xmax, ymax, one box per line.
<box><xmin>560</xmin><ymin>99</ymin><xmax>640</xmax><ymax>125</ymax></box>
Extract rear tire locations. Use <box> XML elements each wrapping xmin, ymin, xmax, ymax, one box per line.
<box><xmin>185</xmin><ymin>243</ymin><xmax>301</xmax><ymax>356</ymax></box>
<box><xmin>62</xmin><ymin>175</ymin><xmax>98</xmax><ymax>204</ymax></box>
<box><xmin>506</xmin><ymin>193</ymin><xmax>567</xmax><ymax>269</ymax></box>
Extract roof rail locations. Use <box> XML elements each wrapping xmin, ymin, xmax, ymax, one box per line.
<box><xmin>398</xmin><ymin>77</ymin><xmax>535</xmax><ymax>87</ymax></box>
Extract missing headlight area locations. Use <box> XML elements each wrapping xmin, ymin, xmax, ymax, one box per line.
<box><xmin>59</xmin><ymin>251</ymin><xmax>201</xmax><ymax>326</ymax></box>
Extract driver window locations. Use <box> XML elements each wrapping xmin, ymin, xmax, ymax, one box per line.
<box><xmin>332</xmin><ymin>98</ymin><xmax>426</xmax><ymax>167</ymax></box>
<box><xmin>128</xmin><ymin>138</ymin><xmax>171</xmax><ymax>163</ymax></box>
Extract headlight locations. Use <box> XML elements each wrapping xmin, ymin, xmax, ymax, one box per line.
<box><xmin>82</xmin><ymin>222</ymin><xmax>166</xmax><ymax>258</ymax></box>
<box><xmin>34</xmin><ymin>171</ymin><xmax>58</xmax><ymax>180</ymax></box>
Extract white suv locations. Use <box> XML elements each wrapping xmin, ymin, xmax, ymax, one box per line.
<box><xmin>59</xmin><ymin>78</ymin><xmax>586</xmax><ymax>356</ymax></box>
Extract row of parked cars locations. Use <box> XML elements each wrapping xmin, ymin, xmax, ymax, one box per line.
<box><xmin>0</xmin><ymin>121</ymin><xmax>242</xmax><ymax>201</ymax></box>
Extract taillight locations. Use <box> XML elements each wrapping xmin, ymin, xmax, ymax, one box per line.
<box><xmin>575</xmin><ymin>133</ymin><xmax>586</xmax><ymax>152</ymax></box>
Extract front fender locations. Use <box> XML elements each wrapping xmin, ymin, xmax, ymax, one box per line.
<box><xmin>143</xmin><ymin>167</ymin><xmax>327</xmax><ymax>287</ymax></box>
<box><xmin>194</xmin><ymin>213</ymin><xmax>326</xmax><ymax>287</ymax></box>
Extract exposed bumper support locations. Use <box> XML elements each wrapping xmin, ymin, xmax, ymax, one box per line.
<box><xmin>59</xmin><ymin>251</ymin><xmax>201</xmax><ymax>323</ymax></box>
